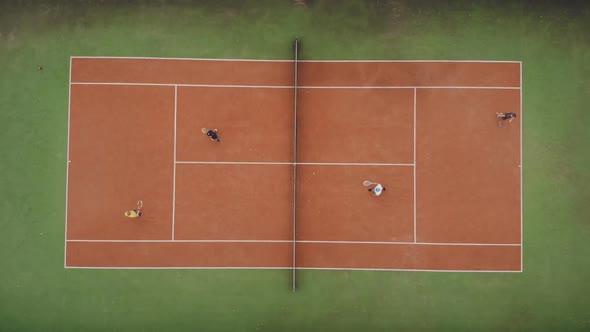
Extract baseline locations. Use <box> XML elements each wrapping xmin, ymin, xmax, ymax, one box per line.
<box><xmin>520</xmin><ymin>62</ymin><xmax>524</xmax><ymax>270</ymax></box>
<box><xmin>64</xmin><ymin>57</ymin><xmax>73</xmax><ymax>266</ymax></box>
<box><xmin>71</xmin><ymin>56</ymin><xmax>521</xmax><ymax>63</ymax></box>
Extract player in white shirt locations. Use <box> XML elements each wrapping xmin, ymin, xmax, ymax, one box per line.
<box><xmin>368</xmin><ymin>184</ymin><xmax>385</xmax><ymax>196</ymax></box>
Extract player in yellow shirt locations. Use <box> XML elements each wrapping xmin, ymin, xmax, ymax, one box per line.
<box><xmin>124</xmin><ymin>209</ymin><xmax>142</xmax><ymax>218</ymax></box>
<box><xmin>124</xmin><ymin>200</ymin><xmax>143</xmax><ymax>218</ymax></box>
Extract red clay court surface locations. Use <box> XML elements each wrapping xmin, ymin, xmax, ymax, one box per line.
<box><xmin>65</xmin><ymin>57</ymin><xmax>522</xmax><ymax>272</ymax></box>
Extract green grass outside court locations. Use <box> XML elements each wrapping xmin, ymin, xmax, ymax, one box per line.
<box><xmin>0</xmin><ymin>1</ymin><xmax>589</xmax><ymax>331</ymax></box>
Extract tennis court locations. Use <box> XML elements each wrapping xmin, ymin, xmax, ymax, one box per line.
<box><xmin>65</xmin><ymin>44</ymin><xmax>522</xmax><ymax>282</ymax></box>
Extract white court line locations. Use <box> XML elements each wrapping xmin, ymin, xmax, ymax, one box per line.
<box><xmin>71</xmin><ymin>82</ymin><xmax>174</xmax><ymax>87</ymax></box>
<box><xmin>301</xmin><ymin>60</ymin><xmax>523</xmax><ymax>64</ymax></box>
<box><xmin>66</xmin><ymin>239</ymin><xmax>292</xmax><ymax>243</ymax></box>
<box><xmin>71</xmin><ymin>56</ymin><xmax>521</xmax><ymax>64</ymax></box>
<box><xmin>67</xmin><ymin>58</ymin><xmax>523</xmax><ymax>271</ymax></box>
<box><xmin>70</xmin><ymin>82</ymin><xmax>520</xmax><ymax>90</ymax></box>
<box><xmin>71</xmin><ymin>56</ymin><xmax>294</xmax><ymax>62</ymax></box>
<box><xmin>64</xmin><ymin>57</ymin><xmax>73</xmax><ymax>268</ymax></box>
<box><xmin>64</xmin><ymin>266</ymin><xmax>521</xmax><ymax>272</ymax></box>
<box><xmin>176</xmin><ymin>161</ymin><xmax>414</xmax><ymax>166</ymax></box>
<box><xmin>292</xmin><ymin>42</ymin><xmax>299</xmax><ymax>292</ymax></box>
<box><xmin>300</xmin><ymin>241</ymin><xmax>521</xmax><ymax>246</ymax></box>
<box><xmin>66</xmin><ymin>239</ymin><xmax>521</xmax><ymax>246</ymax></box>
<box><xmin>296</xmin><ymin>267</ymin><xmax>522</xmax><ymax>273</ymax></box>
<box><xmin>520</xmin><ymin>62</ymin><xmax>524</xmax><ymax>272</ymax></box>
<box><xmin>413</xmin><ymin>88</ymin><xmax>417</xmax><ymax>243</ymax></box>
<box><xmin>172</xmin><ymin>85</ymin><xmax>178</xmax><ymax>240</ymax></box>
<box><xmin>177</xmin><ymin>161</ymin><xmax>291</xmax><ymax>165</ymax></box>
<box><xmin>65</xmin><ymin>266</ymin><xmax>289</xmax><ymax>270</ymax></box>
<box><xmin>301</xmin><ymin>86</ymin><xmax>520</xmax><ymax>90</ymax></box>
<box><xmin>70</xmin><ymin>82</ymin><xmax>292</xmax><ymax>89</ymax></box>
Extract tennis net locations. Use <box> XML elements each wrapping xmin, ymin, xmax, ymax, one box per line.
<box><xmin>292</xmin><ymin>37</ymin><xmax>300</xmax><ymax>292</ymax></box>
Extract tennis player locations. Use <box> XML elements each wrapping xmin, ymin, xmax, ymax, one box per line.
<box><xmin>124</xmin><ymin>201</ymin><xmax>143</xmax><ymax>219</ymax></box>
<box><xmin>496</xmin><ymin>112</ymin><xmax>517</xmax><ymax>127</ymax></box>
<box><xmin>124</xmin><ymin>209</ymin><xmax>142</xmax><ymax>218</ymax></box>
<box><xmin>206</xmin><ymin>128</ymin><xmax>222</xmax><ymax>142</ymax></box>
<box><xmin>368</xmin><ymin>184</ymin><xmax>386</xmax><ymax>196</ymax></box>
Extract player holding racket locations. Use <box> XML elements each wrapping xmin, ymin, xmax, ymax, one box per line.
<box><xmin>124</xmin><ymin>200</ymin><xmax>143</xmax><ymax>219</ymax></box>
<box><xmin>363</xmin><ymin>181</ymin><xmax>386</xmax><ymax>197</ymax></box>
<box><xmin>368</xmin><ymin>184</ymin><xmax>386</xmax><ymax>196</ymax></box>
<box><xmin>496</xmin><ymin>112</ymin><xmax>517</xmax><ymax>127</ymax></box>
<box><xmin>202</xmin><ymin>128</ymin><xmax>222</xmax><ymax>142</ymax></box>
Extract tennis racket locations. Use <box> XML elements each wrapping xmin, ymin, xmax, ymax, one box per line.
<box><xmin>363</xmin><ymin>180</ymin><xmax>377</xmax><ymax>187</ymax></box>
<box><xmin>137</xmin><ymin>200</ymin><xmax>143</xmax><ymax>209</ymax></box>
<box><xmin>201</xmin><ymin>128</ymin><xmax>207</xmax><ymax>134</ymax></box>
